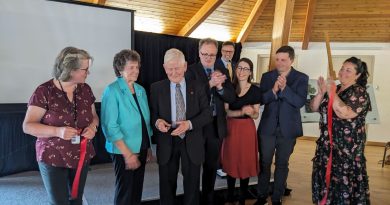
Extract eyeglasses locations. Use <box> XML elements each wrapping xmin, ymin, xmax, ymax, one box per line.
<box><xmin>222</xmin><ymin>50</ymin><xmax>234</xmax><ymax>53</ymax></box>
<box><xmin>79</xmin><ymin>68</ymin><xmax>89</xmax><ymax>73</ymax></box>
<box><xmin>237</xmin><ymin>66</ymin><xmax>251</xmax><ymax>73</ymax></box>
<box><xmin>200</xmin><ymin>52</ymin><xmax>217</xmax><ymax>59</ymax></box>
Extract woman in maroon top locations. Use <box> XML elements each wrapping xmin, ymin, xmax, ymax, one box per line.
<box><xmin>23</xmin><ymin>47</ymin><xmax>99</xmax><ymax>205</ymax></box>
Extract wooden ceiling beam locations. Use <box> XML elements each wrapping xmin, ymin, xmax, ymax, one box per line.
<box><xmin>177</xmin><ymin>0</ymin><xmax>224</xmax><ymax>37</ymax></box>
<box><xmin>236</xmin><ymin>0</ymin><xmax>270</xmax><ymax>43</ymax></box>
<box><xmin>269</xmin><ymin>0</ymin><xmax>295</xmax><ymax>70</ymax></box>
<box><xmin>302</xmin><ymin>0</ymin><xmax>317</xmax><ymax>50</ymax></box>
<box><xmin>78</xmin><ymin>0</ymin><xmax>106</xmax><ymax>5</ymax></box>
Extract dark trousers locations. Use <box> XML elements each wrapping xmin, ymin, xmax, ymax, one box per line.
<box><xmin>38</xmin><ymin>162</ymin><xmax>89</xmax><ymax>205</ymax></box>
<box><xmin>227</xmin><ymin>175</ymin><xmax>249</xmax><ymax>203</ymax></box>
<box><xmin>257</xmin><ymin>127</ymin><xmax>296</xmax><ymax>202</ymax></box>
<box><xmin>201</xmin><ymin>119</ymin><xmax>222</xmax><ymax>205</ymax></box>
<box><xmin>159</xmin><ymin>137</ymin><xmax>201</xmax><ymax>205</ymax></box>
<box><xmin>111</xmin><ymin>149</ymin><xmax>147</xmax><ymax>205</ymax></box>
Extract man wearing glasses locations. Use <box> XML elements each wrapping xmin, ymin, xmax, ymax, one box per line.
<box><xmin>215</xmin><ymin>41</ymin><xmax>236</xmax><ymax>81</ymax></box>
<box><xmin>185</xmin><ymin>38</ymin><xmax>236</xmax><ymax>205</ymax></box>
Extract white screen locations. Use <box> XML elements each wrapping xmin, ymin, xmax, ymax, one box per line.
<box><xmin>0</xmin><ymin>0</ymin><xmax>133</xmax><ymax>103</ymax></box>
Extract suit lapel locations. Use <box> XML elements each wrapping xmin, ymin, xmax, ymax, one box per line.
<box><xmin>196</xmin><ymin>63</ymin><xmax>209</xmax><ymax>83</ymax></box>
<box><xmin>186</xmin><ymin>80</ymin><xmax>195</xmax><ymax>118</ymax></box>
<box><xmin>286</xmin><ymin>68</ymin><xmax>298</xmax><ymax>86</ymax></box>
<box><xmin>162</xmin><ymin>80</ymin><xmax>172</xmax><ymax>122</ymax></box>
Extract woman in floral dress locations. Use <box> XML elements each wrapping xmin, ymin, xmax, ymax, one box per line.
<box><xmin>310</xmin><ymin>57</ymin><xmax>371</xmax><ymax>205</ymax></box>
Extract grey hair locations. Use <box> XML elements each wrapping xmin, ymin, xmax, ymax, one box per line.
<box><xmin>198</xmin><ymin>38</ymin><xmax>218</xmax><ymax>50</ymax></box>
<box><xmin>164</xmin><ymin>48</ymin><xmax>186</xmax><ymax>64</ymax></box>
<box><xmin>52</xmin><ymin>47</ymin><xmax>92</xmax><ymax>81</ymax></box>
<box><xmin>113</xmin><ymin>49</ymin><xmax>141</xmax><ymax>77</ymax></box>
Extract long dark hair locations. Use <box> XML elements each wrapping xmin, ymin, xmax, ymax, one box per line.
<box><xmin>343</xmin><ymin>57</ymin><xmax>369</xmax><ymax>87</ymax></box>
<box><xmin>233</xmin><ymin>58</ymin><xmax>254</xmax><ymax>95</ymax></box>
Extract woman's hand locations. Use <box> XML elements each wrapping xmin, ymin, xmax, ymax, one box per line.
<box><xmin>81</xmin><ymin>125</ymin><xmax>97</xmax><ymax>140</ymax></box>
<box><xmin>242</xmin><ymin>105</ymin><xmax>255</xmax><ymax>116</ymax></box>
<box><xmin>56</xmin><ymin>126</ymin><xmax>78</xmax><ymax>140</ymax></box>
<box><xmin>124</xmin><ymin>153</ymin><xmax>141</xmax><ymax>170</ymax></box>
<box><xmin>317</xmin><ymin>76</ymin><xmax>327</xmax><ymax>96</ymax></box>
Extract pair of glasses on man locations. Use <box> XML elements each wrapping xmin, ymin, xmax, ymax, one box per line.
<box><xmin>200</xmin><ymin>52</ymin><xmax>217</xmax><ymax>59</ymax></box>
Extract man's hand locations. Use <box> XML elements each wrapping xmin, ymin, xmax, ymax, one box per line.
<box><xmin>156</xmin><ymin>119</ymin><xmax>171</xmax><ymax>133</ymax></box>
<box><xmin>171</xmin><ymin>120</ymin><xmax>190</xmax><ymax>136</ymax></box>
<box><xmin>277</xmin><ymin>75</ymin><xmax>287</xmax><ymax>91</ymax></box>
<box><xmin>209</xmin><ymin>71</ymin><xmax>227</xmax><ymax>89</ymax></box>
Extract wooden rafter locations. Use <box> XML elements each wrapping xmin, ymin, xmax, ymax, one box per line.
<box><xmin>177</xmin><ymin>0</ymin><xmax>224</xmax><ymax>37</ymax></box>
<box><xmin>268</xmin><ymin>0</ymin><xmax>295</xmax><ymax>70</ymax></box>
<box><xmin>78</xmin><ymin>0</ymin><xmax>106</xmax><ymax>5</ymax></box>
<box><xmin>302</xmin><ymin>0</ymin><xmax>317</xmax><ymax>50</ymax></box>
<box><xmin>236</xmin><ymin>0</ymin><xmax>270</xmax><ymax>43</ymax></box>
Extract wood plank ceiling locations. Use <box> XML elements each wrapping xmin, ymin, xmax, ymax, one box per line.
<box><xmin>84</xmin><ymin>0</ymin><xmax>390</xmax><ymax>43</ymax></box>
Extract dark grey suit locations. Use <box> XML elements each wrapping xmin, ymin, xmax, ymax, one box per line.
<box><xmin>150</xmin><ymin>79</ymin><xmax>212</xmax><ymax>205</ymax></box>
<box><xmin>185</xmin><ymin>62</ymin><xmax>236</xmax><ymax>204</ymax></box>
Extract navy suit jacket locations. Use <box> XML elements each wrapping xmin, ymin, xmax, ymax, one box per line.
<box><xmin>215</xmin><ymin>58</ymin><xmax>236</xmax><ymax>76</ymax></box>
<box><xmin>258</xmin><ymin>68</ymin><xmax>309</xmax><ymax>139</ymax></box>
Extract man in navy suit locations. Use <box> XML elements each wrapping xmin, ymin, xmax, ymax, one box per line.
<box><xmin>215</xmin><ymin>41</ymin><xmax>236</xmax><ymax>81</ymax></box>
<box><xmin>255</xmin><ymin>46</ymin><xmax>308</xmax><ymax>205</ymax></box>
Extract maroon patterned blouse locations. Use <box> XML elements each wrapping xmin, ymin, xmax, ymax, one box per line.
<box><xmin>28</xmin><ymin>79</ymin><xmax>96</xmax><ymax>168</ymax></box>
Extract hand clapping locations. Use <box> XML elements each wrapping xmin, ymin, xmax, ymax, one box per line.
<box><xmin>209</xmin><ymin>71</ymin><xmax>226</xmax><ymax>89</ymax></box>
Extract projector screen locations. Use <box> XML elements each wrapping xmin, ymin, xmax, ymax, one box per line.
<box><xmin>0</xmin><ymin>0</ymin><xmax>134</xmax><ymax>103</ymax></box>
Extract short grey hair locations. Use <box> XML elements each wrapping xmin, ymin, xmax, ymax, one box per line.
<box><xmin>113</xmin><ymin>49</ymin><xmax>141</xmax><ymax>77</ymax></box>
<box><xmin>164</xmin><ymin>48</ymin><xmax>186</xmax><ymax>64</ymax></box>
<box><xmin>53</xmin><ymin>47</ymin><xmax>92</xmax><ymax>81</ymax></box>
<box><xmin>199</xmin><ymin>38</ymin><xmax>218</xmax><ymax>50</ymax></box>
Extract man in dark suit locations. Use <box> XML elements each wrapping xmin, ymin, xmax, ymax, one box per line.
<box><xmin>255</xmin><ymin>46</ymin><xmax>308</xmax><ymax>205</ymax></box>
<box><xmin>150</xmin><ymin>48</ymin><xmax>213</xmax><ymax>205</ymax></box>
<box><xmin>215</xmin><ymin>41</ymin><xmax>236</xmax><ymax>81</ymax></box>
<box><xmin>185</xmin><ymin>38</ymin><xmax>236</xmax><ymax>205</ymax></box>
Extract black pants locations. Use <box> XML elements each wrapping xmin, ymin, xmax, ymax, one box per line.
<box><xmin>227</xmin><ymin>175</ymin><xmax>249</xmax><ymax>203</ymax></box>
<box><xmin>111</xmin><ymin>149</ymin><xmax>147</xmax><ymax>205</ymax></box>
<box><xmin>38</xmin><ymin>162</ymin><xmax>89</xmax><ymax>205</ymax></box>
<box><xmin>159</xmin><ymin>137</ymin><xmax>201</xmax><ymax>205</ymax></box>
<box><xmin>201</xmin><ymin>118</ymin><xmax>222</xmax><ymax>205</ymax></box>
<box><xmin>257</xmin><ymin>127</ymin><xmax>296</xmax><ymax>202</ymax></box>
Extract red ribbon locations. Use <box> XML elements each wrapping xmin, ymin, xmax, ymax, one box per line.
<box><xmin>71</xmin><ymin>137</ymin><xmax>88</xmax><ymax>199</ymax></box>
<box><xmin>320</xmin><ymin>84</ymin><xmax>336</xmax><ymax>205</ymax></box>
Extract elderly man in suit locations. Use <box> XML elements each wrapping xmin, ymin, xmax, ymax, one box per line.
<box><xmin>255</xmin><ymin>46</ymin><xmax>309</xmax><ymax>205</ymax></box>
<box><xmin>185</xmin><ymin>38</ymin><xmax>236</xmax><ymax>205</ymax></box>
<box><xmin>150</xmin><ymin>48</ymin><xmax>212</xmax><ymax>205</ymax></box>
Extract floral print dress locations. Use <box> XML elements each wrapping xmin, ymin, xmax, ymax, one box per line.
<box><xmin>312</xmin><ymin>84</ymin><xmax>371</xmax><ymax>205</ymax></box>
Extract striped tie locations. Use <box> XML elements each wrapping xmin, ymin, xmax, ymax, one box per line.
<box><xmin>175</xmin><ymin>83</ymin><xmax>186</xmax><ymax>138</ymax></box>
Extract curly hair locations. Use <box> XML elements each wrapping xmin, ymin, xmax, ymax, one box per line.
<box><xmin>113</xmin><ymin>49</ymin><xmax>141</xmax><ymax>77</ymax></box>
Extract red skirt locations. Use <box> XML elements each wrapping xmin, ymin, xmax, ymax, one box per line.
<box><xmin>221</xmin><ymin>117</ymin><xmax>259</xmax><ymax>179</ymax></box>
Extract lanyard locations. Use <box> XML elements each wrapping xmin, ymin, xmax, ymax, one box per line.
<box><xmin>58</xmin><ymin>80</ymin><xmax>78</xmax><ymax>128</ymax></box>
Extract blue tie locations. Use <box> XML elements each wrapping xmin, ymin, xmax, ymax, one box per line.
<box><xmin>205</xmin><ymin>68</ymin><xmax>216</xmax><ymax>116</ymax></box>
<box><xmin>206</xmin><ymin>68</ymin><xmax>212</xmax><ymax>80</ymax></box>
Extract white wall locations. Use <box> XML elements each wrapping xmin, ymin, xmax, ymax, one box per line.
<box><xmin>242</xmin><ymin>42</ymin><xmax>390</xmax><ymax>143</ymax></box>
<box><xmin>0</xmin><ymin>0</ymin><xmax>133</xmax><ymax>103</ymax></box>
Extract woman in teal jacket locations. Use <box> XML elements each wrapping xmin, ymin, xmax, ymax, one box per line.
<box><xmin>101</xmin><ymin>49</ymin><xmax>153</xmax><ymax>205</ymax></box>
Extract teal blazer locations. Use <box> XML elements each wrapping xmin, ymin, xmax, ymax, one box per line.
<box><xmin>101</xmin><ymin>77</ymin><xmax>153</xmax><ymax>154</ymax></box>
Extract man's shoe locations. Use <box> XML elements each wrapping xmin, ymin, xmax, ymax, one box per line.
<box><xmin>272</xmin><ymin>200</ymin><xmax>282</xmax><ymax>205</ymax></box>
<box><xmin>253</xmin><ymin>197</ymin><xmax>268</xmax><ymax>205</ymax></box>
